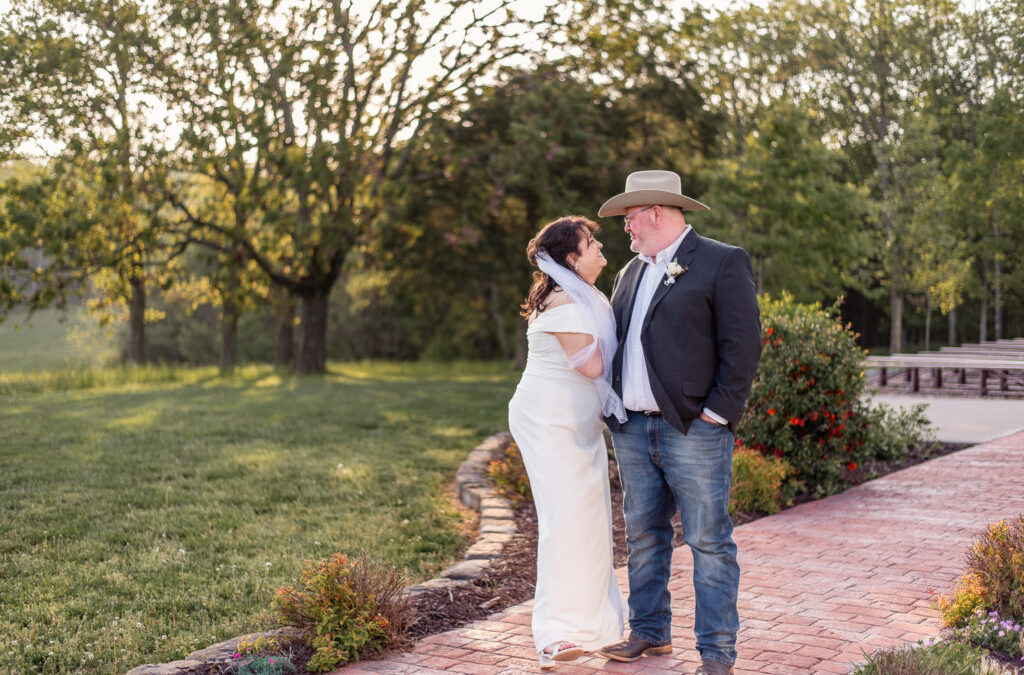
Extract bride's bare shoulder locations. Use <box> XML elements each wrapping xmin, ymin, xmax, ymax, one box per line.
<box><xmin>544</xmin><ymin>288</ymin><xmax>574</xmax><ymax>309</ymax></box>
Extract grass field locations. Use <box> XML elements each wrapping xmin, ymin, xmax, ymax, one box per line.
<box><xmin>0</xmin><ymin>361</ymin><xmax>520</xmax><ymax>674</ymax></box>
<box><xmin>0</xmin><ymin>303</ymin><xmax>119</xmax><ymax>372</ymax></box>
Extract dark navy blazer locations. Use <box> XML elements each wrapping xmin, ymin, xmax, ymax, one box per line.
<box><xmin>604</xmin><ymin>229</ymin><xmax>762</xmax><ymax>435</ymax></box>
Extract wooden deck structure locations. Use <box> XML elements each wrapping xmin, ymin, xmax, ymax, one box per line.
<box><xmin>864</xmin><ymin>337</ymin><xmax>1024</xmax><ymax>397</ymax></box>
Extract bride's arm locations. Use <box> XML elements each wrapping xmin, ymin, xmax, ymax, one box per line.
<box><xmin>554</xmin><ymin>332</ymin><xmax>603</xmax><ymax>379</ymax></box>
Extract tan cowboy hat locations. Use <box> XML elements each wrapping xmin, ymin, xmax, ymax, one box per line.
<box><xmin>598</xmin><ymin>170</ymin><xmax>710</xmax><ymax>217</ymax></box>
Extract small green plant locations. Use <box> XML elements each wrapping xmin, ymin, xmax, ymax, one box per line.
<box><xmin>937</xmin><ymin>572</ymin><xmax>991</xmax><ymax>627</ymax></box>
<box><xmin>729</xmin><ymin>444</ymin><xmax>791</xmax><ymax>515</ymax></box>
<box><xmin>967</xmin><ymin>516</ymin><xmax>1024</xmax><ymax>621</ymax></box>
<box><xmin>236</xmin><ymin>634</ymin><xmax>283</xmax><ymax>656</ymax></box>
<box><xmin>235</xmin><ymin>655</ymin><xmax>296</xmax><ymax>675</ymax></box>
<box><xmin>938</xmin><ymin>515</ymin><xmax>1024</xmax><ymax>634</ymax></box>
<box><xmin>851</xmin><ymin>639</ymin><xmax>1006</xmax><ymax>674</ymax></box>
<box><xmin>488</xmin><ymin>442</ymin><xmax>531</xmax><ymax>502</ymax></box>
<box><xmin>274</xmin><ymin>553</ymin><xmax>413</xmax><ymax>673</ymax></box>
<box><xmin>960</xmin><ymin>609</ymin><xmax>1024</xmax><ymax>659</ymax></box>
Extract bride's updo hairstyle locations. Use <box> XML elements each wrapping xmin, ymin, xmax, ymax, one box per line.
<box><xmin>521</xmin><ymin>216</ymin><xmax>599</xmax><ymax>319</ymax></box>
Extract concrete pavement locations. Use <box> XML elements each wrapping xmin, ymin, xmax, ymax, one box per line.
<box><xmin>867</xmin><ymin>393</ymin><xmax>1024</xmax><ymax>444</ymax></box>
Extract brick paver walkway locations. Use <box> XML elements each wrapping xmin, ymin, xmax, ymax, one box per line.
<box><xmin>343</xmin><ymin>431</ymin><xmax>1024</xmax><ymax>674</ymax></box>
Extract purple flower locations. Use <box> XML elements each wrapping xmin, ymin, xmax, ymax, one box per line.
<box><xmin>269</xmin><ymin>658</ymin><xmax>276</xmax><ymax>663</ymax></box>
<box><xmin>999</xmin><ymin>630</ymin><xmax>1006</xmax><ymax>636</ymax></box>
<box><xmin>232</xmin><ymin>653</ymin><xmax>241</xmax><ymax>659</ymax></box>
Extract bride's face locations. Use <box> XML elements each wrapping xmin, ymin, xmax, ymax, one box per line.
<box><xmin>572</xmin><ymin>229</ymin><xmax>607</xmax><ymax>285</ymax></box>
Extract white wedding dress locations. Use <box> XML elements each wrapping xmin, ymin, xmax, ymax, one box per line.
<box><xmin>508</xmin><ymin>302</ymin><xmax>626</xmax><ymax>652</ymax></box>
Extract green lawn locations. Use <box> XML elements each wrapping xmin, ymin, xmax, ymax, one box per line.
<box><xmin>0</xmin><ymin>303</ymin><xmax>119</xmax><ymax>372</ymax></box>
<box><xmin>0</xmin><ymin>362</ymin><xmax>519</xmax><ymax>674</ymax></box>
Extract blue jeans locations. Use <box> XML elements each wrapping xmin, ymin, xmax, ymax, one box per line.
<box><xmin>611</xmin><ymin>412</ymin><xmax>739</xmax><ymax>666</ymax></box>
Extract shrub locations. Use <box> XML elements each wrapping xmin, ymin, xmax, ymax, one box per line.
<box><xmin>737</xmin><ymin>293</ymin><xmax>931</xmax><ymax>497</ymax></box>
<box><xmin>236</xmin><ymin>655</ymin><xmax>297</xmax><ymax>675</ymax></box>
<box><xmin>274</xmin><ymin>553</ymin><xmax>413</xmax><ymax>673</ymax></box>
<box><xmin>729</xmin><ymin>444</ymin><xmax>791</xmax><ymax>515</ymax></box>
<box><xmin>960</xmin><ymin>609</ymin><xmax>1024</xmax><ymax>659</ymax></box>
<box><xmin>937</xmin><ymin>515</ymin><xmax>1024</xmax><ymax>651</ymax></box>
<box><xmin>851</xmin><ymin>639</ymin><xmax>1005</xmax><ymax>674</ymax></box>
<box><xmin>857</xmin><ymin>400</ymin><xmax>934</xmax><ymax>463</ymax></box>
<box><xmin>235</xmin><ymin>634</ymin><xmax>284</xmax><ymax>656</ymax></box>
<box><xmin>966</xmin><ymin>515</ymin><xmax>1024</xmax><ymax>622</ymax></box>
<box><xmin>488</xmin><ymin>442</ymin><xmax>531</xmax><ymax>502</ymax></box>
<box><xmin>937</xmin><ymin>572</ymin><xmax>990</xmax><ymax>627</ymax></box>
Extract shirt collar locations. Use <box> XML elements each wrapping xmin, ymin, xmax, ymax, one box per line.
<box><xmin>638</xmin><ymin>227</ymin><xmax>690</xmax><ymax>266</ymax></box>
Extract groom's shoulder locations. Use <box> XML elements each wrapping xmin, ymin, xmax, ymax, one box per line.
<box><xmin>694</xmin><ymin>232</ymin><xmax>750</xmax><ymax>262</ymax></box>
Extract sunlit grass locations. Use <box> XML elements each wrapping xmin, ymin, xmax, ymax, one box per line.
<box><xmin>0</xmin><ymin>302</ymin><xmax>119</xmax><ymax>372</ymax></box>
<box><xmin>0</xmin><ymin>361</ymin><xmax>519</xmax><ymax>674</ymax></box>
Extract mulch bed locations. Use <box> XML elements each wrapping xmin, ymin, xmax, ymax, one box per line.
<box><xmin>183</xmin><ymin>440</ymin><xmax>980</xmax><ymax>674</ymax></box>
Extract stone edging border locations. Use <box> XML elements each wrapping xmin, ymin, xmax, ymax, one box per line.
<box><xmin>403</xmin><ymin>430</ymin><xmax>517</xmax><ymax>598</ymax></box>
<box><xmin>126</xmin><ymin>431</ymin><xmax>517</xmax><ymax>675</ymax></box>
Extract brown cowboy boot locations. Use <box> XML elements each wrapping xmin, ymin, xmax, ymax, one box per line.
<box><xmin>596</xmin><ymin>634</ymin><xmax>673</xmax><ymax>662</ymax></box>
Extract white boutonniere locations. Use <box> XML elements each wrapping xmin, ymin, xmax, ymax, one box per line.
<box><xmin>664</xmin><ymin>258</ymin><xmax>688</xmax><ymax>286</ymax></box>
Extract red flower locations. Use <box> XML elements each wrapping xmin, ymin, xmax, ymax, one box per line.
<box><xmin>809</xmin><ymin>411</ymin><xmax>819</xmax><ymax>421</ymax></box>
<box><xmin>767</xmin><ymin>408</ymin><xmax>776</xmax><ymax>416</ymax></box>
<box><xmin>789</xmin><ymin>416</ymin><xmax>804</xmax><ymax>427</ymax></box>
<box><xmin>766</xmin><ymin>327</ymin><xmax>774</xmax><ymax>335</ymax></box>
<box><xmin>772</xmin><ymin>449</ymin><xmax>784</xmax><ymax>458</ymax></box>
<box><xmin>848</xmin><ymin>462</ymin><xmax>857</xmax><ymax>471</ymax></box>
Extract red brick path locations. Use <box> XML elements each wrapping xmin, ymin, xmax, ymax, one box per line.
<box><xmin>340</xmin><ymin>431</ymin><xmax>1024</xmax><ymax>674</ymax></box>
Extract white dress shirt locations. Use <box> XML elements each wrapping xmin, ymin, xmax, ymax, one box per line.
<box><xmin>621</xmin><ymin>227</ymin><xmax>727</xmax><ymax>424</ymax></box>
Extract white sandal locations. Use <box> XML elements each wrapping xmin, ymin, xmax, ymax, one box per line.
<box><xmin>539</xmin><ymin>641</ymin><xmax>584</xmax><ymax>669</ymax></box>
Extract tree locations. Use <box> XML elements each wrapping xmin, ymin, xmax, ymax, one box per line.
<box><xmin>701</xmin><ymin>103</ymin><xmax>869</xmax><ymax>303</ymax></box>
<box><xmin>1</xmin><ymin>0</ymin><xmax>168</xmax><ymax>363</ymax></box>
<box><xmin>805</xmin><ymin>0</ymin><xmax>957</xmax><ymax>352</ymax></box>
<box><xmin>157</xmin><ymin>0</ymin><xmax>529</xmax><ymax>372</ymax></box>
<box><xmin>372</xmin><ymin>67</ymin><xmax>632</xmax><ymax>362</ymax></box>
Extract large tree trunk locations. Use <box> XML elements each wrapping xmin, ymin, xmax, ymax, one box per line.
<box><xmin>514</xmin><ymin>316</ymin><xmax>528</xmax><ymax>370</ymax></box>
<box><xmin>220</xmin><ymin>294</ymin><xmax>238</xmax><ymax>371</ymax></box>
<box><xmin>889</xmin><ymin>288</ymin><xmax>903</xmax><ymax>354</ymax></box>
<box><xmin>274</xmin><ymin>293</ymin><xmax>296</xmax><ymax>367</ymax></box>
<box><xmin>979</xmin><ymin>292</ymin><xmax>988</xmax><ymax>343</ymax></box>
<box><xmin>296</xmin><ymin>288</ymin><xmax>329</xmax><ymax>374</ymax></box>
<box><xmin>993</xmin><ymin>207</ymin><xmax>1002</xmax><ymax>340</ymax></box>
<box><xmin>924</xmin><ymin>299</ymin><xmax>931</xmax><ymax>352</ymax></box>
<box><xmin>488</xmin><ymin>281</ymin><xmax>511</xmax><ymax>361</ymax></box>
<box><xmin>128</xmin><ymin>275</ymin><xmax>146</xmax><ymax>365</ymax></box>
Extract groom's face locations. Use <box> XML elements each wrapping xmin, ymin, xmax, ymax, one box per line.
<box><xmin>623</xmin><ymin>204</ymin><xmax>657</xmax><ymax>255</ymax></box>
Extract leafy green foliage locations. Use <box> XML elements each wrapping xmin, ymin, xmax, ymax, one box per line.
<box><xmin>729</xmin><ymin>444</ymin><xmax>791</xmax><ymax>516</ymax></box>
<box><xmin>937</xmin><ymin>515</ymin><xmax>1024</xmax><ymax>639</ymax></box>
<box><xmin>960</xmin><ymin>609</ymin><xmax>1024</xmax><ymax>659</ymax></box>
<box><xmin>236</xmin><ymin>655</ymin><xmax>297</xmax><ymax>675</ymax></box>
<box><xmin>737</xmin><ymin>293</ymin><xmax>931</xmax><ymax>497</ymax></box>
<box><xmin>851</xmin><ymin>639</ymin><xmax>1006</xmax><ymax>675</ymax></box>
<box><xmin>274</xmin><ymin>554</ymin><xmax>412</xmax><ymax>672</ymax></box>
<box><xmin>488</xmin><ymin>442</ymin><xmax>531</xmax><ymax>502</ymax></box>
<box><xmin>967</xmin><ymin>517</ymin><xmax>1024</xmax><ymax>623</ymax></box>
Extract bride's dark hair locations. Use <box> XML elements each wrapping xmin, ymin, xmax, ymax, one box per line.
<box><xmin>521</xmin><ymin>216</ymin><xmax>598</xmax><ymax>319</ymax></box>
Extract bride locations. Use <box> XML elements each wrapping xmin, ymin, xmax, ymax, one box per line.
<box><xmin>508</xmin><ymin>215</ymin><xmax>627</xmax><ymax>669</ymax></box>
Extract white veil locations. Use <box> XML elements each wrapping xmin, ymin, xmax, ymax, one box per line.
<box><xmin>535</xmin><ymin>250</ymin><xmax>627</xmax><ymax>424</ymax></box>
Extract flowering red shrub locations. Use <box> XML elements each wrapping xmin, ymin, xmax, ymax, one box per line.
<box><xmin>736</xmin><ymin>293</ymin><xmax>876</xmax><ymax>497</ymax></box>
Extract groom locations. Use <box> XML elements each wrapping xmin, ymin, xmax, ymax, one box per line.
<box><xmin>597</xmin><ymin>171</ymin><xmax>761</xmax><ymax>675</ymax></box>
